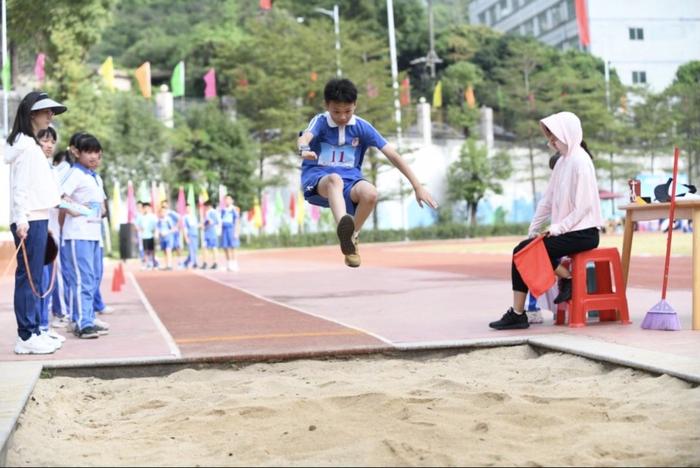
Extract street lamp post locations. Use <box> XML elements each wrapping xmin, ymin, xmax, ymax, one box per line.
<box><xmin>386</xmin><ymin>0</ymin><xmax>408</xmax><ymax>235</ymax></box>
<box><xmin>314</xmin><ymin>5</ymin><xmax>341</xmax><ymax>77</ymax></box>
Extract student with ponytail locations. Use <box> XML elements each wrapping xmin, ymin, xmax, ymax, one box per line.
<box><xmin>4</xmin><ymin>91</ymin><xmax>67</xmax><ymax>354</ymax></box>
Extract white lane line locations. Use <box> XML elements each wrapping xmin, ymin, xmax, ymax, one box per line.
<box><xmin>195</xmin><ymin>271</ymin><xmax>394</xmax><ymax>346</ymax></box>
<box><xmin>129</xmin><ymin>272</ymin><xmax>182</xmax><ymax>358</ymax></box>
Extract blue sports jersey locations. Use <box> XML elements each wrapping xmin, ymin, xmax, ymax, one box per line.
<box><xmin>301</xmin><ymin>112</ymin><xmax>388</xmax><ymax>178</ymax></box>
<box><xmin>204</xmin><ymin>209</ymin><xmax>220</xmax><ymax>236</ymax></box>
<box><xmin>220</xmin><ymin>206</ymin><xmax>238</xmax><ymax>226</ymax></box>
<box><xmin>167</xmin><ymin>210</ymin><xmax>180</xmax><ymax>227</ymax></box>
<box><xmin>156</xmin><ymin>217</ymin><xmax>174</xmax><ymax>237</ymax></box>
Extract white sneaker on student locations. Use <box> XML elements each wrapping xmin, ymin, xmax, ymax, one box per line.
<box><xmin>14</xmin><ymin>334</ymin><xmax>56</xmax><ymax>355</ymax></box>
<box><xmin>51</xmin><ymin>315</ymin><xmax>69</xmax><ymax>328</ymax></box>
<box><xmin>38</xmin><ymin>331</ymin><xmax>62</xmax><ymax>350</ymax></box>
<box><xmin>46</xmin><ymin>328</ymin><xmax>66</xmax><ymax>343</ymax></box>
<box><xmin>96</xmin><ymin>306</ymin><xmax>114</xmax><ymax>315</ymax></box>
<box><xmin>526</xmin><ymin>310</ymin><xmax>544</xmax><ymax>324</ymax></box>
<box><xmin>231</xmin><ymin>260</ymin><xmax>239</xmax><ymax>272</ymax></box>
<box><xmin>94</xmin><ymin>318</ymin><xmax>110</xmax><ymax>330</ymax></box>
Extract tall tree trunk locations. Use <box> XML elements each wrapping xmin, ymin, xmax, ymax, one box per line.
<box><xmin>470</xmin><ymin>201</ymin><xmax>478</xmax><ymax>229</ymax></box>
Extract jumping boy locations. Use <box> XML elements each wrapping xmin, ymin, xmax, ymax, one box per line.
<box><xmin>297</xmin><ymin>78</ymin><xmax>438</xmax><ymax>267</ymax></box>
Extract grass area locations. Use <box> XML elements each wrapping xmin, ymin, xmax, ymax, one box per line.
<box><xmin>395</xmin><ymin>232</ymin><xmax>692</xmax><ymax>257</ymax></box>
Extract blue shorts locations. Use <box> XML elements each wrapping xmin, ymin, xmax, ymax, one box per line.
<box><xmin>204</xmin><ymin>233</ymin><xmax>218</xmax><ymax>249</ymax></box>
<box><xmin>301</xmin><ymin>167</ymin><xmax>364</xmax><ymax>215</ymax></box>
<box><xmin>159</xmin><ymin>236</ymin><xmax>173</xmax><ymax>251</ymax></box>
<box><xmin>220</xmin><ymin>225</ymin><xmax>239</xmax><ymax>248</ymax></box>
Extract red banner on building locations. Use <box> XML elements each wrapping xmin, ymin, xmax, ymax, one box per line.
<box><xmin>574</xmin><ymin>0</ymin><xmax>591</xmax><ymax>47</ymax></box>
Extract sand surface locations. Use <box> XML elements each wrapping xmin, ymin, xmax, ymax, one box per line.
<box><xmin>8</xmin><ymin>346</ymin><xmax>700</xmax><ymax>467</ymax></box>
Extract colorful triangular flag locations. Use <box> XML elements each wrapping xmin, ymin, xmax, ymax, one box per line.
<box><xmin>135</xmin><ymin>62</ymin><xmax>151</xmax><ymax>98</ymax></box>
<box><xmin>171</xmin><ymin>61</ymin><xmax>185</xmax><ymax>97</ymax></box>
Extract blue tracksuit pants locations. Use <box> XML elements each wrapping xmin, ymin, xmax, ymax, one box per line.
<box><xmin>61</xmin><ymin>239</ymin><xmax>100</xmax><ymax>331</ymax></box>
<box><xmin>11</xmin><ymin>220</ymin><xmax>48</xmax><ymax>341</ymax></box>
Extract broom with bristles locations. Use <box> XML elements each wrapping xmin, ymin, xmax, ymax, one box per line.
<box><xmin>641</xmin><ymin>146</ymin><xmax>682</xmax><ymax>331</ymax></box>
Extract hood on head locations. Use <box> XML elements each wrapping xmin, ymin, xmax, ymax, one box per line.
<box><xmin>539</xmin><ymin>111</ymin><xmax>582</xmax><ymax>157</ymax></box>
<box><xmin>3</xmin><ymin>134</ymin><xmax>37</xmax><ymax>164</ymax></box>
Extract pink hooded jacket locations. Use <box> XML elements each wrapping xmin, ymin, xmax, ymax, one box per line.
<box><xmin>528</xmin><ymin>112</ymin><xmax>603</xmax><ymax>237</ymax></box>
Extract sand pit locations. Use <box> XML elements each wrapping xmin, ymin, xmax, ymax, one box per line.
<box><xmin>8</xmin><ymin>345</ymin><xmax>700</xmax><ymax>467</ymax></box>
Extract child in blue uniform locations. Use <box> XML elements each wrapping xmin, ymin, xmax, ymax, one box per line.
<box><xmin>60</xmin><ymin>134</ymin><xmax>108</xmax><ymax>339</ymax></box>
<box><xmin>201</xmin><ymin>200</ymin><xmax>220</xmax><ymax>270</ymax></box>
<box><xmin>182</xmin><ymin>203</ymin><xmax>200</xmax><ymax>269</ymax></box>
<box><xmin>298</xmin><ymin>78</ymin><xmax>438</xmax><ymax>267</ymax></box>
<box><xmin>219</xmin><ymin>194</ymin><xmax>240</xmax><ymax>271</ymax></box>
<box><xmin>156</xmin><ymin>206</ymin><xmax>176</xmax><ymax>270</ymax></box>
<box><xmin>136</xmin><ymin>203</ymin><xmax>157</xmax><ymax>269</ymax></box>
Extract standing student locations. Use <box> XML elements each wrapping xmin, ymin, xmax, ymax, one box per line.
<box><xmin>60</xmin><ymin>134</ymin><xmax>109</xmax><ymax>338</ymax></box>
<box><xmin>156</xmin><ymin>205</ymin><xmax>176</xmax><ymax>270</ymax></box>
<box><xmin>88</xmin><ymin>150</ymin><xmax>112</xmax><ymax>328</ymax></box>
<box><xmin>161</xmin><ymin>200</ymin><xmax>182</xmax><ymax>258</ymax></box>
<box><xmin>201</xmin><ymin>200</ymin><xmax>220</xmax><ymax>270</ymax></box>
<box><xmin>489</xmin><ymin>111</ymin><xmax>603</xmax><ymax>330</ymax></box>
<box><xmin>36</xmin><ymin>126</ymin><xmax>67</xmax><ymax>344</ymax></box>
<box><xmin>136</xmin><ymin>203</ymin><xmax>158</xmax><ymax>269</ymax></box>
<box><xmin>5</xmin><ymin>91</ymin><xmax>66</xmax><ymax>354</ymax></box>
<box><xmin>182</xmin><ymin>203</ymin><xmax>200</xmax><ymax>269</ymax></box>
<box><xmin>298</xmin><ymin>78</ymin><xmax>438</xmax><ymax>267</ymax></box>
<box><xmin>219</xmin><ymin>194</ymin><xmax>240</xmax><ymax>271</ymax></box>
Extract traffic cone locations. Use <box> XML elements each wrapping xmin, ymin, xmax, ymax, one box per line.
<box><xmin>118</xmin><ymin>263</ymin><xmax>126</xmax><ymax>286</ymax></box>
<box><xmin>111</xmin><ymin>266</ymin><xmax>122</xmax><ymax>292</ymax></box>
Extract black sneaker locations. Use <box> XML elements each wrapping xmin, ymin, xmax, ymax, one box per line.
<box><xmin>554</xmin><ymin>278</ymin><xmax>572</xmax><ymax>304</ymax></box>
<box><xmin>210</xmin><ymin>263</ymin><xmax>218</xmax><ymax>270</ymax></box>
<box><xmin>74</xmin><ymin>326</ymin><xmax>99</xmax><ymax>339</ymax></box>
<box><xmin>489</xmin><ymin>308</ymin><xmax>530</xmax><ymax>330</ymax></box>
<box><xmin>337</xmin><ymin>214</ymin><xmax>356</xmax><ymax>256</ymax></box>
<box><xmin>200</xmin><ymin>262</ymin><xmax>208</xmax><ymax>270</ymax></box>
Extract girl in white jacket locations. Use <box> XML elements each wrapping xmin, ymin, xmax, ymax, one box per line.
<box><xmin>4</xmin><ymin>91</ymin><xmax>67</xmax><ymax>354</ymax></box>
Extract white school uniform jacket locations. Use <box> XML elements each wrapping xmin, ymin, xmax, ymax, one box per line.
<box><xmin>4</xmin><ymin>133</ymin><xmax>61</xmax><ymax>226</ymax></box>
<box><xmin>60</xmin><ymin>163</ymin><xmax>106</xmax><ymax>242</ymax></box>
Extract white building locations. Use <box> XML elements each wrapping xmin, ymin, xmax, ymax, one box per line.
<box><xmin>469</xmin><ymin>0</ymin><xmax>700</xmax><ymax>91</ymax></box>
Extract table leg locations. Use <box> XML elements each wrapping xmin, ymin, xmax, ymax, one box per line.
<box><xmin>621</xmin><ymin>214</ymin><xmax>634</xmax><ymax>288</ymax></box>
<box><xmin>693</xmin><ymin>208</ymin><xmax>700</xmax><ymax>331</ymax></box>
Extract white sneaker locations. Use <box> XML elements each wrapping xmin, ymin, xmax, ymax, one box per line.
<box><xmin>14</xmin><ymin>334</ymin><xmax>56</xmax><ymax>355</ymax></box>
<box><xmin>51</xmin><ymin>315</ymin><xmax>69</xmax><ymax>328</ymax></box>
<box><xmin>96</xmin><ymin>306</ymin><xmax>114</xmax><ymax>315</ymax></box>
<box><xmin>46</xmin><ymin>328</ymin><xmax>66</xmax><ymax>343</ymax></box>
<box><xmin>526</xmin><ymin>310</ymin><xmax>544</xmax><ymax>324</ymax></box>
<box><xmin>231</xmin><ymin>260</ymin><xmax>239</xmax><ymax>272</ymax></box>
<box><xmin>38</xmin><ymin>331</ymin><xmax>62</xmax><ymax>350</ymax></box>
<box><xmin>94</xmin><ymin>318</ymin><xmax>110</xmax><ymax>330</ymax></box>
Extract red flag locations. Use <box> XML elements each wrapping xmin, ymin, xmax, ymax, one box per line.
<box><xmin>574</xmin><ymin>0</ymin><xmax>591</xmax><ymax>47</ymax></box>
<box><xmin>400</xmin><ymin>78</ymin><xmax>410</xmax><ymax>106</ymax></box>
<box><xmin>34</xmin><ymin>53</ymin><xmax>46</xmax><ymax>84</ymax></box>
<box><xmin>204</xmin><ymin>68</ymin><xmax>217</xmax><ymax>99</ymax></box>
<box><xmin>260</xmin><ymin>0</ymin><xmax>272</xmax><ymax>10</ymax></box>
<box><xmin>289</xmin><ymin>192</ymin><xmax>296</xmax><ymax>219</ymax></box>
<box><xmin>177</xmin><ymin>186</ymin><xmax>186</xmax><ymax>227</ymax></box>
<box><xmin>465</xmin><ymin>85</ymin><xmax>476</xmax><ymax>109</ymax></box>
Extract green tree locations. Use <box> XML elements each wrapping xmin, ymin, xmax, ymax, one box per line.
<box><xmin>171</xmin><ymin>103</ymin><xmax>257</xmax><ymax>210</ymax></box>
<box><xmin>447</xmin><ymin>139</ymin><xmax>512</xmax><ymax>227</ymax></box>
<box><xmin>441</xmin><ymin>61</ymin><xmax>483</xmax><ymax>136</ymax></box>
<box><xmin>668</xmin><ymin>61</ymin><xmax>700</xmax><ymax>183</ymax></box>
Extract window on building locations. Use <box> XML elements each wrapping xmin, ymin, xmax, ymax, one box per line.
<box><xmin>565</xmin><ymin>0</ymin><xmax>575</xmax><ymax>20</ymax></box>
<box><xmin>538</xmin><ymin>11</ymin><xmax>550</xmax><ymax>32</ymax></box>
<box><xmin>550</xmin><ymin>3</ymin><xmax>562</xmax><ymax>26</ymax></box>
<box><xmin>479</xmin><ymin>11</ymin><xmax>487</xmax><ymax>25</ymax></box>
<box><xmin>523</xmin><ymin>18</ymin><xmax>535</xmax><ymax>36</ymax></box>
<box><xmin>632</xmin><ymin>71</ymin><xmax>647</xmax><ymax>84</ymax></box>
<box><xmin>629</xmin><ymin>27</ymin><xmax>644</xmax><ymax>40</ymax></box>
<box><xmin>490</xmin><ymin>5</ymin><xmax>499</xmax><ymax>22</ymax></box>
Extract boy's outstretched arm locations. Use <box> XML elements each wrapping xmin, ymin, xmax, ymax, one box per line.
<box><xmin>297</xmin><ymin>131</ymin><xmax>318</xmax><ymax>160</ymax></box>
<box><xmin>380</xmin><ymin>144</ymin><xmax>439</xmax><ymax>209</ymax></box>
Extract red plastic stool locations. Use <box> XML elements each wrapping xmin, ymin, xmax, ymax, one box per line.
<box><xmin>555</xmin><ymin>248</ymin><xmax>631</xmax><ymax>328</ymax></box>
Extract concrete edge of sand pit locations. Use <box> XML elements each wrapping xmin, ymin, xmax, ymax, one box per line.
<box><xmin>0</xmin><ymin>362</ymin><xmax>42</xmax><ymax>468</ymax></box>
<box><xmin>528</xmin><ymin>334</ymin><xmax>700</xmax><ymax>385</ymax></box>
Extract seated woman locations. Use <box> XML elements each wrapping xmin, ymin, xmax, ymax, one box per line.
<box><xmin>490</xmin><ymin>111</ymin><xmax>604</xmax><ymax>330</ymax></box>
